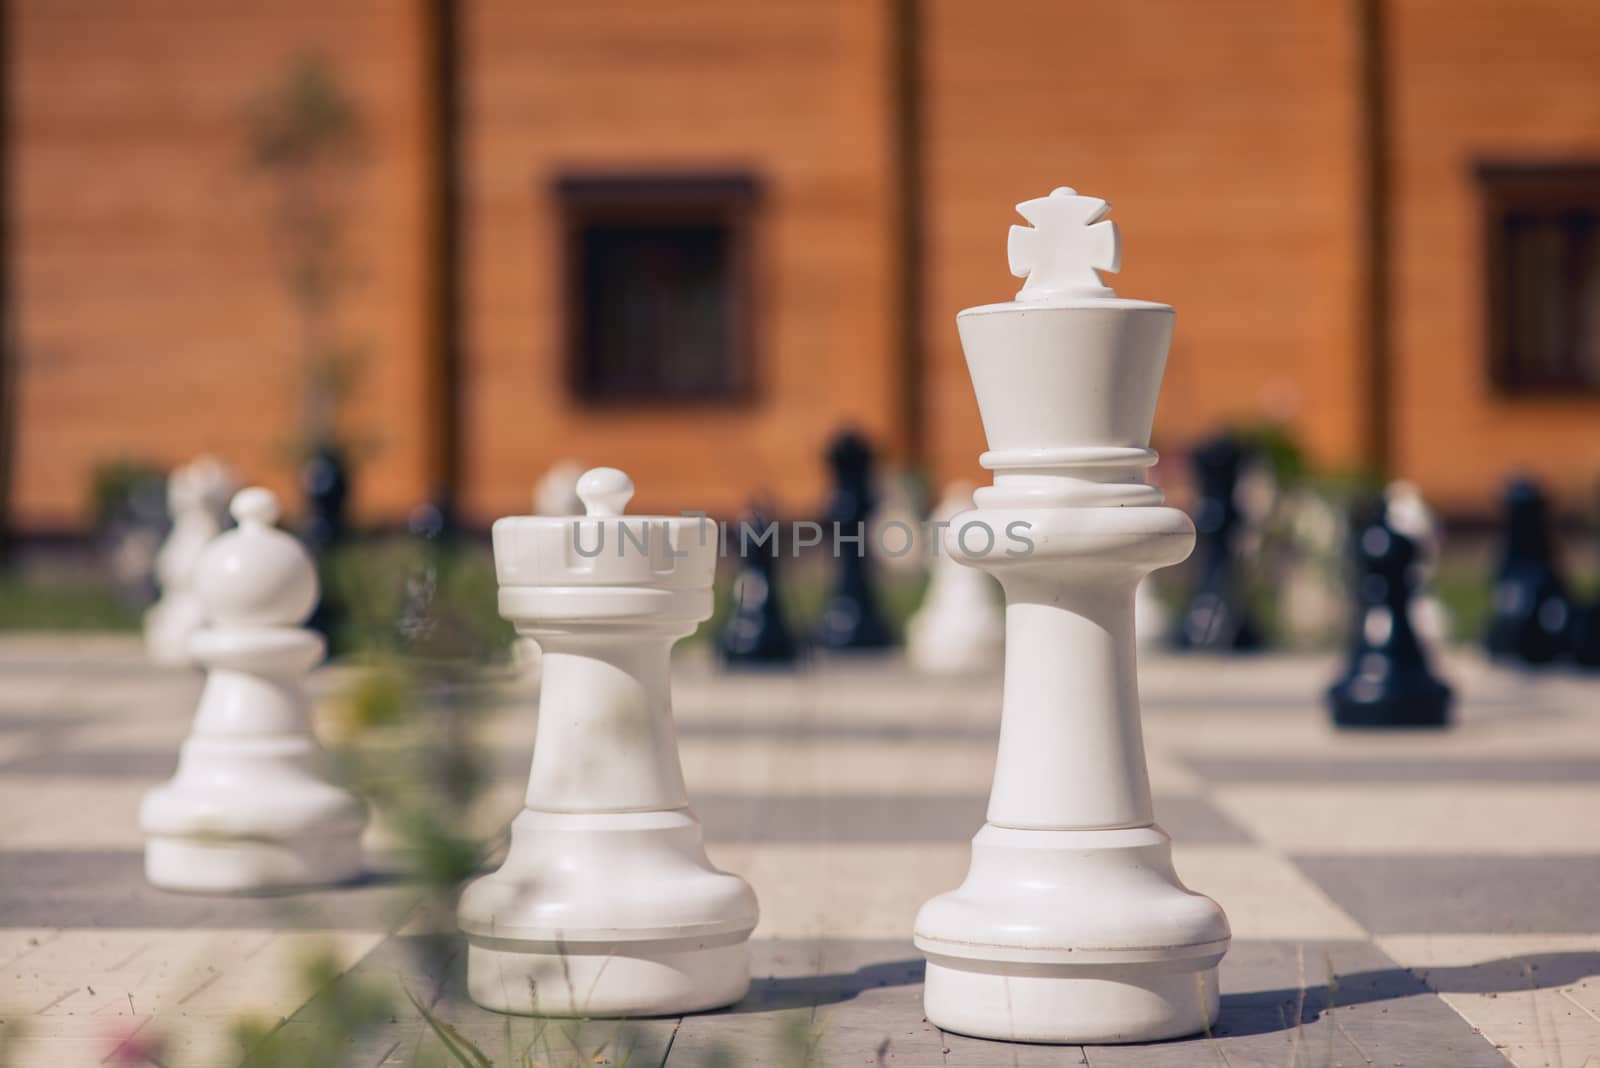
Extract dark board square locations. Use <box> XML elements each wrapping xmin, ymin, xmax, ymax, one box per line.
<box><xmin>1294</xmin><ymin>854</ymin><xmax>1600</xmax><ymax>935</ymax></box>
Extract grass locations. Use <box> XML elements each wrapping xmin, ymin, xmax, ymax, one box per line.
<box><xmin>0</xmin><ymin>575</ymin><xmax>141</xmax><ymax>631</ymax></box>
<box><xmin>3</xmin><ymin>525</ymin><xmax>1592</xmax><ymax>656</ymax></box>
<box><xmin>1435</xmin><ymin>557</ymin><xmax>1496</xmax><ymax>643</ymax></box>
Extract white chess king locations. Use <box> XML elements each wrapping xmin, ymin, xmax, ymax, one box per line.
<box><xmin>140</xmin><ymin>487</ymin><xmax>367</xmax><ymax>892</ymax></box>
<box><xmin>913</xmin><ymin>187</ymin><xmax>1230</xmax><ymax>1043</ymax></box>
<box><xmin>459</xmin><ymin>467</ymin><xmax>757</xmax><ymax>1017</ymax></box>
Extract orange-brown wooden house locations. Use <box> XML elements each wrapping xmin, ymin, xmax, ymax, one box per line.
<box><xmin>7</xmin><ymin>0</ymin><xmax>1600</xmax><ymax>531</ymax></box>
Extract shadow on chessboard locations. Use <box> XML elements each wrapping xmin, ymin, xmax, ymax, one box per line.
<box><xmin>1214</xmin><ymin>950</ymin><xmax>1600</xmax><ymax>1038</ymax></box>
<box><xmin>288</xmin><ymin>936</ymin><xmax>1600</xmax><ymax>1045</ymax></box>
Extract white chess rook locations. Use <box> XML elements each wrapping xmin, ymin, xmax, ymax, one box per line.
<box><xmin>459</xmin><ymin>467</ymin><xmax>757</xmax><ymax>1017</ymax></box>
<box><xmin>914</xmin><ymin>187</ymin><xmax>1230</xmax><ymax>1043</ymax></box>
<box><xmin>140</xmin><ymin>487</ymin><xmax>366</xmax><ymax>892</ymax></box>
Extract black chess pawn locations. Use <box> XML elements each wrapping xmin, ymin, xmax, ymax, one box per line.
<box><xmin>719</xmin><ymin>503</ymin><xmax>798</xmax><ymax>666</ymax></box>
<box><xmin>1485</xmin><ymin>478</ymin><xmax>1573</xmax><ymax>665</ymax></box>
<box><xmin>1173</xmin><ymin>434</ymin><xmax>1264</xmax><ymax>651</ymax></box>
<box><xmin>815</xmin><ymin>429</ymin><xmax>893</xmax><ymax>651</ymax></box>
<box><xmin>1327</xmin><ymin>501</ymin><xmax>1452</xmax><ymax>729</ymax></box>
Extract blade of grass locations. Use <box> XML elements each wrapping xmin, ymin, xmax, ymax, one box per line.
<box><xmin>404</xmin><ymin>985</ymin><xmax>493</xmax><ymax>1068</ymax></box>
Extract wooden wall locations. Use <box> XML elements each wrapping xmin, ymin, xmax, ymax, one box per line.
<box><xmin>1387</xmin><ymin>0</ymin><xmax>1600</xmax><ymax>514</ymax></box>
<box><xmin>10</xmin><ymin>0</ymin><xmax>433</xmax><ymax>528</ymax></box>
<box><xmin>457</xmin><ymin>0</ymin><xmax>899</xmax><ymax>521</ymax></box>
<box><xmin>10</xmin><ymin>0</ymin><xmax>1600</xmax><ymax>532</ymax></box>
<box><xmin>919</xmin><ymin>0</ymin><xmax>1367</xmax><ymax>490</ymax></box>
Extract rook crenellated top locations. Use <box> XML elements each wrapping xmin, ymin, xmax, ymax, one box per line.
<box><xmin>492</xmin><ymin>466</ymin><xmax>716</xmax><ymax>598</ymax></box>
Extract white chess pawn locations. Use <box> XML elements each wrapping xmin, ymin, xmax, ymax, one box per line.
<box><xmin>144</xmin><ymin>456</ymin><xmax>236</xmax><ymax>665</ymax></box>
<box><xmin>907</xmin><ymin>483</ymin><xmax>1003</xmax><ymax>672</ymax></box>
<box><xmin>459</xmin><ymin>467</ymin><xmax>757</xmax><ymax>1016</ymax></box>
<box><xmin>1386</xmin><ymin>479</ymin><xmax>1453</xmax><ymax>647</ymax></box>
<box><xmin>139</xmin><ymin>487</ymin><xmax>366</xmax><ymax>892</ymax></box>
<box><xmin>1134</xmin><ymin>577</ymin><xmax>1167</xmax><ymax>648</ymax></box>
<box><xmin>1281</xmin><ymin>487</ymin><xmax>1347</xmax><ymax>646</ymax></box>
<box><xmin>533</xmin><ymin>458</ymin><xmax>586</xmax><ymax>516</ymax></box>
<box><xmin>914</xmin><ymin>187</ymin><xmax>1229</xmax><ymax>1043</ymax></box>
<box><xmin>873</xmin><ymin>471</ymin><xmax>926</xmax><ymax>576</ymax></box>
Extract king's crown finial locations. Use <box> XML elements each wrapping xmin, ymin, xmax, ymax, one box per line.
<box><xmin>1007</xmin><ymin>186</ymin><xmax>1121</xmax><ymax>301</ymax></box>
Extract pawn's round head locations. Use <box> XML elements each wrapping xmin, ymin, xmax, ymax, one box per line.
<box><xmin>193</xmin><ymin>487</ymin><xmax>319</xmax><ymax>626</ymax></box>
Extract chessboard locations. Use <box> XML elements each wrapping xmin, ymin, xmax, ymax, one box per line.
<box><xmin>2</xmin><ymin>635</ymin><xmax>1598</xmax><ymax>1068</ymax></box>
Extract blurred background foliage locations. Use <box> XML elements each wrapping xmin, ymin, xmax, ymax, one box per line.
<box><xmin>8</xmin><ymin>417</ymin><xmax>1597</xmax><ymax>652</ymax></box>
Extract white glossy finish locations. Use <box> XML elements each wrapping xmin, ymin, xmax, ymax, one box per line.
<box><xmin>460</xmin><ymin>467</ymin><xmax>757</xmax><ymax>1017</ymax></box>
<box><xmin>915</xmin><ymin>187</ymin><xmax>1229</xmax><ymax>1044</ymax></box>
<box><xmin>139</xmin><ymin>487</ymin><xmax>366</xmax><ymax>892</ymax></box>
<box><xmin>144</xmin><ymin>456</ymin><xmax>235</xmax><ymax>665</ymax></box>
<box><xmin>908</xmin><ymin>484</ymin><xmax>1003</xmax><ymax>673</ymax></box>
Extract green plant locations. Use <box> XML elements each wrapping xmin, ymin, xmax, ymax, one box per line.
<box><xmin>89</xmin><ymin>459</ymin><xmax>168</xmax><ymax>539</ymax></box>
<box><xmin>246</xmin><ymin>54</ymin><xmax>369</xmax><ymax>464</ymax></box>
<box><xmin>0</xmin><ymin>576</ymin><xmax>142</xmax><ymax>631</ymax></box>
<box><xmin>319</xmin><ymin>536</ymin><xmax>513</xmax><ymax>662</ymax></box>
<box><xmin>234</xmin><ymin>947</ymin><xmax>395</xmax><ymax>1067</ymax></box>
<box><xmin>1434</xmin><ymin>556</ymin><xmax>1494</xmax><ymax>643</ymax></box>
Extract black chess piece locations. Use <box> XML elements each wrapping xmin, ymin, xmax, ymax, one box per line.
<box><xmin>719</xmin><ymin>503</ymin><xmax>798</xmax><ymax>666</ymax></box>
<box><xmin>1570</xmin><ymin>603</ymin><xmax>1600</xmax><ymax>670</ymax></box>
<box><xmin>300</xmin><ymin>442</ymin><xmax>351</xmax><ymax>554</ymax></box>
<box><xmin>1567</xmin><ymin>479</ymin><xmax>1600</xmax><ymax>670</ymax></box>
<box><xmin>1327</xmin><ymin>500</ymin><xmax>1452</xmax><ymax>729</ymax></box>
<box><xmin>1485</xmin><ymin>478</ymin><xmax>1573</xmax><ymax>665</ymax></box>
<box><xmin>1173</xmin><ymin>434</ymin><xmax>1264</xmax><ymax>651</ymax></box>
<box><xmin>815</xmin><ymin>429</ymin><xmax>893</xmax><ymax>651</ymax></box>
<box><xmin>300</xmin><ymin>442</ymin><xmax>351</xmax><ymax>648</ymax></box>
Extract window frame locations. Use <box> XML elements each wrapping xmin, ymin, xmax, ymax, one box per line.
<box><xmin>1477</xmin><ymin>161</ymin><xmax>1600</xmax><ymax>397</ymax></box>
<box><xmin>553</xmin><ymin>173</ymin><xmax>763</xmax><ymax>407</ymax></box>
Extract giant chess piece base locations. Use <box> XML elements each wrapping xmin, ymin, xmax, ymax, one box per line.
<box><xmin>460</xmin><ymin>809</ymin><xmax>753</xmax><ymax>1016</ymax></box>
<box><xmin>141</xmin><ymin>646</ymin><xmax>366</xmax><ymax>892</ymax></box>
<box><xmin>921</xmin><ymin>825</ymin><xmax>1224</xmax><ymax>1043</ymax></box>
<box><xmin>1329</xmin><ymin>678</ymin><xmax>1450</xmax><ymax>729</ymax></box>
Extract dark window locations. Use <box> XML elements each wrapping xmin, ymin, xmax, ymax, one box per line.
<box><xmin>556</xmin><ymin>175</ymin><xmax>759</xmax><ymax>403</ymax></box>
<box><xmin>1480</xmin><ymin>163</ymin><xmax>1600</xmax><ymax>393</ymax></box>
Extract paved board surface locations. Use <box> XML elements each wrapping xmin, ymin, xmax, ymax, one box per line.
<box><xmin>2</xmin><ymin>636</ymin><xmax>1599</xmax><ymax>1067</ymax></box>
